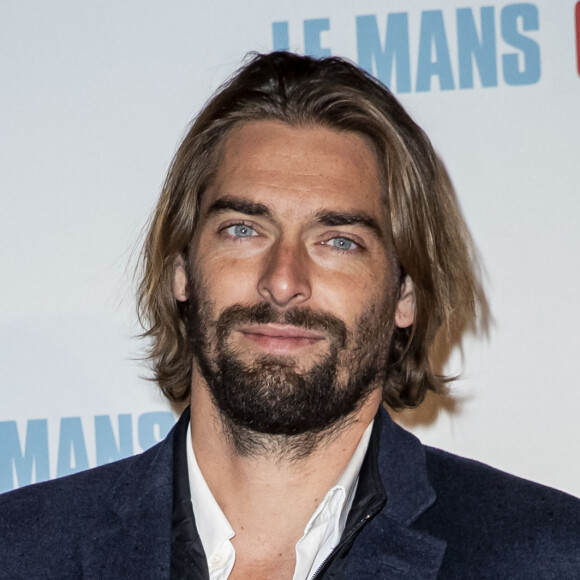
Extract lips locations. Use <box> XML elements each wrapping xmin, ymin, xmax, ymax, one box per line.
<box><xmin>237</xmin><ymin>324</ymin><xmax>326</xmax><ymax>353</ymax></box>
<box><xmin>239</xmin><ymin>323</ymin><xmax>325</xmax><ymax>340</ymax></box>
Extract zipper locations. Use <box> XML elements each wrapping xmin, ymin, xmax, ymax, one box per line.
<box><xmin>308</xmin><ymin>513</ymin><xmax>373</xmax><ymax>580</ymax></box>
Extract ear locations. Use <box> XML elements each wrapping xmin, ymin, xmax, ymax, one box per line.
<box><xmin>172</xmin><ymin>255</ymin><xmax>189</xmax><ymax>302</ymax></box>
<box><xmin>394</xmin><ymin>275</ymin><xmax>415</xmax><ymax>329</ymax></box>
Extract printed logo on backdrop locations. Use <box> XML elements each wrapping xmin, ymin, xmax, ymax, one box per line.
<box><xmin>273</xmin><ymin>4</ymin><xmax>542</xmax><ymax>91</ymax></box>
<box><xmin>0</xmin><ymin>412</ymin><xmax>175</xmax><ymax>492</ymax></box>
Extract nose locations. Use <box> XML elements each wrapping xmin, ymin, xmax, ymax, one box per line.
<box><xmin>257</xmin><ymin>241</ymin><xmax>312</xmax><ymax>308</ymax></box>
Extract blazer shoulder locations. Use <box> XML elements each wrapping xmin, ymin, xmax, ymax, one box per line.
<box><xmin>415</xmin><ymin>446</ymin><xmax>580</xmax><ymax>578</ymax></box>
<box><xmin>423</xmin><ymin>445</ymin><xmax>580</xmax><ymax>508</ymax></box>
<box><xmin>0</xmin><ymin>435</ymin><xmax>174</xmax><ymax>578</ymax></box>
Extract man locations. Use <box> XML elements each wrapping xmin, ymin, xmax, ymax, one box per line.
<box><xmin>1</xmin><ymin>51</ymin><xmax>579</xmax><ymax>579</ymax></box>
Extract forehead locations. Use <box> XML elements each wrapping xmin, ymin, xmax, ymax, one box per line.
<box><xmin>203</xmin><ymin>120</ymin><xmax>385</xmax><ymax>223</ymax></box>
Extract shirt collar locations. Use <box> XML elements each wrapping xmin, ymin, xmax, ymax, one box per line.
<box><xmin>295</xmin><ymin>420</ymin><xmax>374</xmax><ymax>579</ymax></box>
<box><xmin>303</xmin><ymin>419</ymin><xmax>374</xmax><ymax>535</ymax></box>
<box><xmin>186</xmin><ymin>418</ymin><xmax>373</xmax><ymax>580</ymax></box>
<box><xmin>186</xmin><ymin>423</ymin><xmax>235</xmax><ymax>576</ymax></box>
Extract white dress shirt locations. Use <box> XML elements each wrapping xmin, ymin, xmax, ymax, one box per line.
<box><xmin>186</xmin><ymin>421</ymin><xmax>373</xmax><ymax>580</ymax></box>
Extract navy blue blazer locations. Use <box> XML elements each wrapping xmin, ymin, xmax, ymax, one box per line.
<box><xmin>1</xmin><ymin>406</ymin><xmax>579</xmax><ymax>579</ymax></box>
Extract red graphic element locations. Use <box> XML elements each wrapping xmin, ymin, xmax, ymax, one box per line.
<box><xmin>577</xmin><ymin>2</ymin><xmax>580</xmax><ymax>76</ymax></box>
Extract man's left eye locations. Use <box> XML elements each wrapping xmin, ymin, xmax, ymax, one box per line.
<box><xmin>326</xmin><ymin>237</ymin><xmax>358</xmax><ymax>251</ymax></box>
<box><xmin>226</xmin><ymin>224</ymin><xmax>257</xmax><ymax>238</ymax></box>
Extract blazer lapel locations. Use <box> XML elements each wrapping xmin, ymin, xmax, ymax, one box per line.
<box><xmin>73</xmin><ymin>407</ymin><xmax>445</xmax><ymax>579</ymax></box>
<box><xmin>342</xmin><ymin>512</ymin><xmax>446</xmax><ymax>579</ymax></box>
<box><xmin>342</xmin><ymin>408</ymin><xmax>447</xmax><ymax>579</ymax></box>
<box><xmin>79</xmin><ymin>418</ymin><xmax>179</xmax><ymax>579</ymax></box>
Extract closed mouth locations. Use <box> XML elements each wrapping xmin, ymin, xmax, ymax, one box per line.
<box><xmin>238</xmin><ymin>324</ymin><xmax>326</xmax><ymax>341</ymax></box>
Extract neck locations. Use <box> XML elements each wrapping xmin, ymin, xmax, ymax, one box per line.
<box><xmin>189</xmin><ymin>367</ymin><xmax>382</xmax><ymax>549</ymax></box>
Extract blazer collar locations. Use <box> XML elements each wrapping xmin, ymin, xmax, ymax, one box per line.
<box><xmin>79</xmin><ymin>412</ymin><xmax>180</xmax><ymax>578</ymax></box>
<box><xmin>341</xmin><ymin>406</ymin><xmax>447</xmax><ymax>579</ymax></box>
<box><xmin>81</xmin><ymin>406</ymin><xmax>446</xmax><ymax>579</ymax></box>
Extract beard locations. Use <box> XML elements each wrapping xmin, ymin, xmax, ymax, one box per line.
<box><xmin>186</xmin><ymin>280</ymin><xmax>396</xmax><ymax>458</ymax></box>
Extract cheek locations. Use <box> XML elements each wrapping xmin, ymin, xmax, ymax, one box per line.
<box><xmin>314</xmin><ymin>260</ymin><xmax>395</xmax><ymax>324</ymax></box>
<box><xmin>314</xmin><ymin>271</ymin><xmax>378</xmax><ymax>319</ymax></box>
<box><xmin>196</xmin><ymin>255</ymin><xmax>261</xmax><ymax>310</ymax></box>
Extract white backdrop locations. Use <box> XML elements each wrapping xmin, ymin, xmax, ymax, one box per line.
<box><xmin>1</xmin><ymin>0</ymin><xmax>579</xmax><ymax>496</ymax></box>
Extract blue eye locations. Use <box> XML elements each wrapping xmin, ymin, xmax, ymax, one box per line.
<box><xmin>226</xmin><ymin>224</ymin><xmax>256</xmax><ymax>238</ymax></box>
<box><xmin>328</xmin><ymin>237</ymin><xmax>357</xmax><ymax>251</ymax></box>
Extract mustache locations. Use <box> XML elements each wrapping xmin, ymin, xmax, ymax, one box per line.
<box><xmin>215</xmin><ymin>303</ymin><xmax>347</xmax><ymax>348</ymax></box>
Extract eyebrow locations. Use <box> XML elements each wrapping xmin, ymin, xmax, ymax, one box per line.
<box><xmin>205</xmin><ymin>197</ymin><xmax>272</xmax><ymax>219</ymax></box>
<box><xmin>205</xmin><ymin>196</ymin><xmax>384</xmax><ymax>239</ymax></box>
<box><xmin>313</xmin><ymin>210</ymin><xmax>384</xmax><ymax>240</ymax></box>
